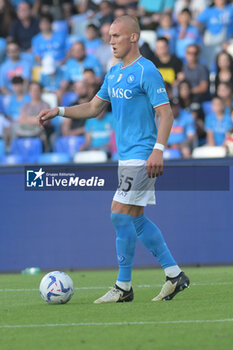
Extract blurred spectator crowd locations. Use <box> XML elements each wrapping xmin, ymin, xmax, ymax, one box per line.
<box><xmin>0</xmin><ymin>0</ymin><xmax>233</xmax><ymax>164</ymax></box>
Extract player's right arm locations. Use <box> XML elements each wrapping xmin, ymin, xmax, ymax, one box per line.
<box><xmin>38</xmin><ymin>96</ymin><xmax>109</xmax><ymax>129</ymax></box>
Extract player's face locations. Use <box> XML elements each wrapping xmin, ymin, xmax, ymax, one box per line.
<box><xmin>109</xmin><ymin>22</ymin><xmax>132</xmax><ymax>60</ymax></box>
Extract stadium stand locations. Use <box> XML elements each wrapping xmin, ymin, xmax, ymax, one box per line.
<box><xmin>0</xmin><ymin>0</ymin><xmax>232</xmax><ymax>164</ymax></box>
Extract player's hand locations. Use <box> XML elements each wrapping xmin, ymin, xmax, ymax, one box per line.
<box><xmin>146</xmin><ymin>149</ymin><xmax>163</xmax><ymax>178</ymax></box>
<box><xmin>37</xmin><ymin>107</ymin><xmax>59</xmax><ymax>129</ymax></box>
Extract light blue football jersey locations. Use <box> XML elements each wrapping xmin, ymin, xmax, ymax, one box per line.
<box><xmin>96</xmin><ymin>55</ymin><xmax>169</xmax><ymax>160</ymax></box>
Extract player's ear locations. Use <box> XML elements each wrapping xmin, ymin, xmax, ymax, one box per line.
<box><xmin>130</xmin><ymin>33</ymin><xmax>138</xmax><ymax>43</ymax></box>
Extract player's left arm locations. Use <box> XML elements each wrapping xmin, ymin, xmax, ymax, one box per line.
<box><xmin>146</xmin><ymin>103</ymin><xmax>173</xmax><ymax>178</ymax></box>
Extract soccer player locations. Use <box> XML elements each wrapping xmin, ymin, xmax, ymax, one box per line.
<box><xmin>38</xmin><ymin>15</ymin><xmax>190</xmax><ymax>303</ymax></box>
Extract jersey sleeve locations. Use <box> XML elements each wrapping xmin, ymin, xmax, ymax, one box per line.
<box><xmin>96</xmin><ymin>72</ymin><xmax>110</xmax><ymax>102</ymax></box>
<box><xmin>142</xmin><ymin>64</ymin><xmax>169</xmax><ymax>108</ymax></box>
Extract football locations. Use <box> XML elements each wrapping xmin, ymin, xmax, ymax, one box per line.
<box><xmin>39</xmin><ymin>271</ymin><xmax>74</xmax><ymax>304</ymax></box>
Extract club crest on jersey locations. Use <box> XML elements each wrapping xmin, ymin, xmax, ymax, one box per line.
<box><xmin>127</xmin><ymin>74</ymin><xmax>135</xmax><ymax>84</ymax></box>
<box><xmin>117</xmin><ymin>73</ymin><xmax>123</xmax><ymax>82</ymax></box>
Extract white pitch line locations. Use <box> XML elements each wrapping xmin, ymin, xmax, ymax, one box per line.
<box><xmin>0</xmin><ymin>286</ymin><xmax>108</xmax><ymax>292</ymax></box>
<box><xmin>1</xmin><ymin>319</ymin><xmax>233</xmax><ymax>329</ymax></box>
<box><xmin>0</xmin><ymin>281</ymin><xmax>232</xmax><ymax>292</ymax></box>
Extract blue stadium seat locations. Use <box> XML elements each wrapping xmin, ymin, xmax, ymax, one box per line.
<box><xmin>11</xmin><ymin>138</ymin><xmax>43</xmax><ymax>163</ymax></box>
<box><xmin>37</xmin><ymin>152</ymin><xmax>71</xmax><ymax>164</ymax></box>
<box><xmin>0</xmin><ymin>139</ymin><xmax>5</xmax><ymax>157</ymax></box>
<box><xmin>55</xmin><ymin>136</ymin><xmax>85</xmax><ymax>157</ymax></box>
<box><xmin>163</xmin><ymin>149</ymin><xmax>182</xmax><ymax>160</ymax></box>
<box><xmin>51</xmin><ymin>116</ymin><xmax>63</xmax><ymax>134</ymax></box>
<box><xmin>0</xmin><ymin>154</ymin><xmax>24</xmax><ymax>165</ymax></box>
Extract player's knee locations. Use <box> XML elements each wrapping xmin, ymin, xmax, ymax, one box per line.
<box><xmin>110</xmin><ymin>212</ymin><xmax>133</xmax><ymax>228</ymax></box>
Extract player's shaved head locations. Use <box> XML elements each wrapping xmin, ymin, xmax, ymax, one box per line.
<box><xmin>109</xmin><ymin>15</ymin><xmax>141</xmax><ymax>61</ymax></box>
<box><xmin>112</xmin><ymin>15</ymin><xmax>140</xmax><ymax>37</ymax></box>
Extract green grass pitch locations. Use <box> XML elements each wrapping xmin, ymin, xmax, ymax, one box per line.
<box><xmin>0</xmin><ymin>266</ymin><xmax>233</xmax><ymax>350</ymax></box>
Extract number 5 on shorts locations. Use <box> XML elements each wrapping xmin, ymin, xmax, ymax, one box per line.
<box><xmin>118</xmin><ymin>175</ymin><xmax>134</xmax><ymax>192</ymax></box>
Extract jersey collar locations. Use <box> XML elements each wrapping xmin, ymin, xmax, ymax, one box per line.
<box><xmin>120</xmin><ymin>55</ymin><xmax>142</xmax><ymax>70</ymax></box>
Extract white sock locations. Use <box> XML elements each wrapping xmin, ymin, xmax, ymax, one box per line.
<box><xmin>116</xmin><ymin>280</ymin><xmax>131</xmax><ymax>291</ymax></box>
<box><xmin>164</xmin><ymin>265</ymin><xmax>182</xmax><ymax>278</ymax></box>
